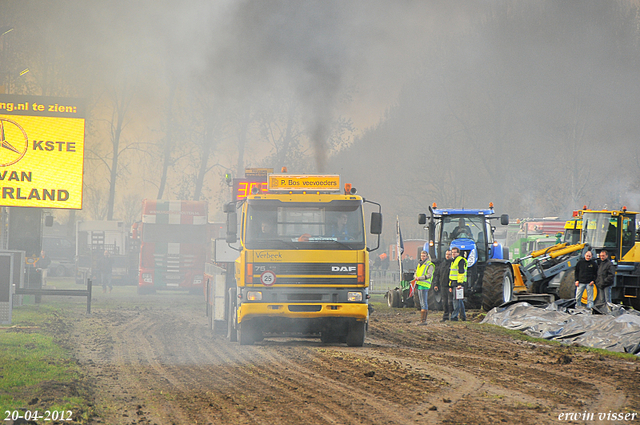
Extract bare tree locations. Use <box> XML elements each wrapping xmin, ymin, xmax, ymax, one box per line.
<box><xmin>156</xmin><ymin>78</ymin><xmax>177</xmax><ymax>200</ymax></box>
<box><xmin>83</xmin><ymin>184</ymin><xmax>108</xmax><ymax>220</ymax></box>
<box><xmin>95</xmin><ymin>82</ymin><xmax>137</xmax><ymax>220</ymax></box>
<box><xmin>119</xmin><ymin>193</ymin><xmax>142</xmax><ymax>226</ymax></box>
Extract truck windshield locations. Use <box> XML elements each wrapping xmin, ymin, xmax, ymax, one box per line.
<box><xmin>142</xmin><ymin>224</ymin><xmax>207</xmax><ymax>244</ymax></box>
<box><xmin>245</xmin><ymin>200</ymin><xmax>364</xmax><ymax>250</ymax></box>
<box><xmin>581</xmin><ymin>213</ymin><xmax>617</xmax><ymax>249</ymax></box>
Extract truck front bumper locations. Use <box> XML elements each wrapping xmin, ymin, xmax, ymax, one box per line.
<box><xmin>238</xmin><ymin>302</ymin><xmax>368</xmax><ymax>322</ymax></box>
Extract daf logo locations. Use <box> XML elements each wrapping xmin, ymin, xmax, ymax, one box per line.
<box><xmin>332</xmin><ymin>266</ymin><xmax>356</xmax><ymax>272</ymax></box>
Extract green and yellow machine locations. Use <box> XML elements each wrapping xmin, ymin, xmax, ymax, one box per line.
<box><xmin>555</xmin><ymin>207</ymin><xmax>640</xmax><ymax>308</ymax></box>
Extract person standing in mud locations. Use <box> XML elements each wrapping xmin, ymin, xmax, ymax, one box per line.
<box><xmin>575</xmin><ymin>250</ymin><xmax>597</xmax><ymax>309</ymax></box>
<box><xmin>449</xmin><ymin>247</ymin><xmax>467</xmax><ymax>321</ymax></box>
<box><xmin>439</xmin><ymin>250</ymin><xmax>453</xmax><ymax>321</ymax></box>
<box><xmin>413</xmin><ymin>250</ymin><xmax>435</xmax><ymax>325</ymax></box>
<box><xmin>595</xmin><ymin>250</ymin><xmax>614</xmax><ymax>306</ymax></box>
<box><xmin>98</xmin><ymin>250</ymin><xmax>114</xmax><ymax>293</ymax></box>
<box><xmin>36</xmin><ymin>250</ymin><xmax>51</xmax><ymax>282</ymax></box>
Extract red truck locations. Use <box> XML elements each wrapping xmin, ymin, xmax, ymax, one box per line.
<box><xmin>133</xmin><ymin>200</ymin><xmax>208</xmax><ymax>294</ymax></box>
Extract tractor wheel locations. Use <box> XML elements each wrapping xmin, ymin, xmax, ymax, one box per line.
<box><xmin>628</xmin><ymin>294</ymin><xmax>640</xmax><ymax>311</ymax></box>
<box><xmin>428</xmin><ymin>286</ymin><xmax>443</xmax><ymax>311</ymax></box>
<box><xmin>394</xmin><ymin>289</ymin><xmax>402</xmax><ymax>308</ymax></box>
<box><xmin>346</xmin><ymin>320</ymin><xmax>366</xmax><ymax>347</ymax></box>
<box><xmin>558</xmin><ymin>272</ymin><xmax>576</xmax><ymax>300</ymax></box>
<box><xmin>388</xmin><ymin>289</ymin><xmax>401</xmax><ymax>308</ymax></box>
<box><xmin>413</xmin><ymin>291</ymin><xmax>421</xmax><ymax>310</ymax></box>
<box><xmin>482</xmin><ymin>264</ymin><xmax>514</xmax><ymax>311</ymax></box>
<box><xmin>386</xmin><ymin>290</ymin><xmax>396</xmax><ymax>308</ymax></box>
<box><xmin>403</xmin><ymin>288</ymin><xmax>414</xmax><ymax>308</ymax></box>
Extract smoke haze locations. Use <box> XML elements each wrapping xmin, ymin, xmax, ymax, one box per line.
<box><xmin>1</xmin><ymin>0</ymin><xmax>639</xmax><ymax>232</ymax></box>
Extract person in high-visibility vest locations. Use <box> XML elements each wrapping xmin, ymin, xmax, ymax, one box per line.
<box><xmin>449</xmin><ymin>247</ymin><xmax>467</xmax><ymax>321</ymax></box>
<box><xmin>413</xmin><ymin>250</ymin><xmax>435</xmax><ymax>325</ymax></box>
<box><xmin>438</xmin><ymin>249</ymin><xmax>453</xmax><ymax>321</ymax></box>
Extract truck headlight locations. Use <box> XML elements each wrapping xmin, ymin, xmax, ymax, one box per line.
<box><xmin>246</xmin><ymin>291</ymin><xmax>262</xmax><ymax>301</ymax></box>
<box><xmin>142</xmin><ymin>273</ymin><xmax>153</xmax><ymax>283</ymax></box>
<box><xmin>348</xmin><ymin>292</ymin><xmax>363</xmax><ymax>302</ymax></box>
<box><xmin>193</xmin><ymin>275</ymin><xmax>203</xmax><ymax>285</ymax></box>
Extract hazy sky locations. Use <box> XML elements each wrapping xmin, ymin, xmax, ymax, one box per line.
<box><xmin>3</xmin><ymin>0</ymin><xmax>640</xmax><ymax>228</ymax></box>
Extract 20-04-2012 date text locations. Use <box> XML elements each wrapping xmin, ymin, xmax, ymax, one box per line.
<box><xmin>4</xmin><ymin>409</ymin><xmax>73</xmax><ymax>422</ymax></box>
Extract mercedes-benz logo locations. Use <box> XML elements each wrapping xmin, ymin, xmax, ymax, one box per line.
<box><xmin>0</xmin><ymin>118</ymin><xmax>28</xmax><ymax>167</ymax></box>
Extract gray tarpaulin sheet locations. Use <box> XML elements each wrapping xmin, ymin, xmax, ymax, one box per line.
<box><xmin>481</xmin><ymin>301</ymin><xmax>640</xmax><ymax>355</ymax></box>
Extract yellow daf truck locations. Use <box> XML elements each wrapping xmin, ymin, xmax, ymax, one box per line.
<box><xmin>223</xmin><ymin>173</ymin><xmax>382</xmax><ymax>346</ymax></box>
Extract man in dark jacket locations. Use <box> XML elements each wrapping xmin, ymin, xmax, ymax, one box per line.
<box><xmin>575</xmin><ymin>250</ymin><xmax>598</xmax><ymax>308</ymax></box>
<box><xmin>438</xmin><ymin>250</ymin><xmax>453</xmax><ymax>321</ymax></box>
<box><xmin>595</xmin><ymin>250</ymin><xmax>614</xmax><ymax>305</ymax></box>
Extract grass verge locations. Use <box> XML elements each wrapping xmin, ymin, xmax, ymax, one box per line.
<box><xmin>0</xmin><ymin>302</ymin><xmax>94</xmax><ymax>423</ymax></box>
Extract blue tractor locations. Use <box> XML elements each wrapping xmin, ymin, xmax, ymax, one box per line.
<box><xmin>418</xmin><ymin>204</ymin><xmax>511</xmax><ymax>310</ymax></box>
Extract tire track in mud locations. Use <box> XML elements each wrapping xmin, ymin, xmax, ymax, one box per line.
<box><xmin>365</xmin><ymin>316</ymin><xmax>634</xmax><ymax>424</ymax></box>
<box><xmin>94</xmin><ymin>305</ymin><xmax>378</xmax><ymax>424</ymax></box>
<box><xmin>64</xmin><ymin>296</ymin><xmax>639</xmax><ymax>425</ymax></box>
<box><xmin>96</xmin><ymin>309</ymin><xmax>194</xmax><ymax>425</ymax></box>
<box><xmin>236</xmin><ymin>343</ymin><xmax>422</xmax><ymax>424</ymax></box>
<box><xmin>151</xmin><ymin>307</ymin><xmax>418</xmax><ymax>425</ymax></box>
<box><xmin>102</xmin><ymin>305</ymin><xmax>440</xmax><ymax>424</ymax></box>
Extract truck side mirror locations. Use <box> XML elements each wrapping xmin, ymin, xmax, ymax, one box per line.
<box><xmin>45</xmin><ymin>215</ymin><xmax>54</xmax><ymax>227</ymax></box>
<box><xmin>418</xmin><ymin>214</ymin><xmax>426</xmax><ymax>225</ymax></box>
<box><xmin>370</xmin><ymin>212</ymin><xmax>383</xmax><ymax>235</ymax></box>
<box><xmin>226</xmin><ymin>211</ymin><xmax>237</xmax><ymax>243</ymax></box>
<box><xmin>500</xmin><ymin>214</ymin><xmax>509</xmax><ymax>226</ymax></box>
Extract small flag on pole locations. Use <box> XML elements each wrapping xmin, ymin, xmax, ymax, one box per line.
<box><xmin>396</xmin><ymin>216</ymin><xmax>404</xmax><ymax>274</ymax></box>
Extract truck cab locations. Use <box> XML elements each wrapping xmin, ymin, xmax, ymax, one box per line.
<box><xmin>225</xmin><ymin>174</ymin><xmax>382</xmax><ymax>346</ymax></box>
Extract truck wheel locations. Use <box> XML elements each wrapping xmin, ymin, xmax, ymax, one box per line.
<box><xmin>227</xmin><ymin>288</ymin><xmax>237</xmax><ymax>342</ymax></box>
<box><xmin>321</xmin><ymin>330</ymin><xmax>339</xmax><ymax>343</ymax></box>
<box><xmin>482</xmin><ymin>264</ymin><xmax>513</xmax><ymax>311</ymax></box>
<box><xmin>238</xmin><ymin>321</ymin><xmax>255</xmax><ymax>345</ymax></box>
<box><xmin>137</xmin><ymin>286</ymin><xmax>156</xmax><ymax>295</ymax></box>
<box><xmin>558</xmin><ymin>272</ymin><xmax>576</xmax><ymax>300</ymax></box>
<box><xmin>346</xmin><ymin>320</ymin><xmax>366</xmax><ymax>347</ymax></box>
<box><xmin>54</xmin><ymin>265</ymin><xmax>66</xmax><ymax>277</ymax></box>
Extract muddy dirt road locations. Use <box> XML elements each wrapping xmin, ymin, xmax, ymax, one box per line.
<box><xmin>50</xmin><ymin>291</ymin><xmax>640</xmax><ymax>425</ymax></box>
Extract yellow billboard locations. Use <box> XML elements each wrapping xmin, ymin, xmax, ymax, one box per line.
<box><xmin>268</xmin><ymin>174</ymin><xmax>340</xmax><ymax>191</ymax></box>
<box><xmin>0</xmin><ymin>94</ymin><xmax>84</xmax><ymax>209</ymax></box>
